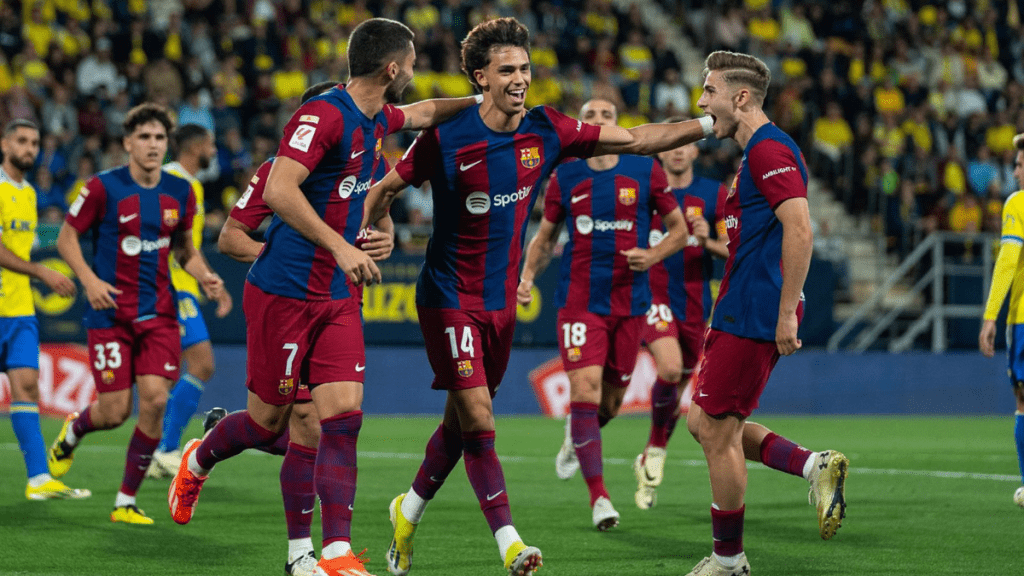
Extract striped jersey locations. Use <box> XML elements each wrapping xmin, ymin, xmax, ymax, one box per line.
<box><xmin>648</xmin><ymin>176</ymin><xmax>727</xmax><ymax>324</ymax></box>
<box><xmin>247</xmin><ymin>85</ymin><xmax>404</xmax><ymax>301</ymax></box>
<box><xmin>162</xmin><ymin>161</ymin><xmax>204</xmax><ymax>299</ymax></box>
<box><xmin>544</xmin><ymin>155</ymin><xmax>677</xmax><ymax>316</ymax></box>
<box><xmin>0</xmin><ymin>167</ymin><xmax>38</xmax><ymax>317</ymax></box>
<box><xmin>65</xmin><ymin>166</ymin><xmax>196</xmax><ymax>329</ymax></box>
<box><xmin>396</xmin><ymin>104</ymin><xmax>601</xmax><ymax>310</ymax></box>
<box><xmin>712</xmin><ymin>123</ymin><xmax>808</xmax><ymax>341</ymax></box>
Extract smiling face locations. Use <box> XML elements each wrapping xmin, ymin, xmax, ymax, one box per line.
<box><xmin>696</xmin><ymin>70</ymin><xmax>738</xmax><ymax>140</ymax></box>
<box><xmin>124</xmin><ymin>120</ymin><xmax>168</xmax><ymax>173</ymax></box>
<box><xmin>475</xmin><ymin>46</ymin><xmax>531</xmax><ymax>115</ymax></box>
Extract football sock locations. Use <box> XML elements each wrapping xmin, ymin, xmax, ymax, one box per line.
<box><xmin>258</xmin><ymin>429</ymin><xmax>291</xmax><ymax>456</ymax></box>
<box><xmin>401</xmin><ymin>490</ymin><xmax>428</xmax><ymax>524</ymax></box>
<box><xmin>159</xmin><ymin>373</ymin><xmax>204</xmax><ymax>453</ymax></box>
<box><xmin>317</xmin><ymin>410</ymin><xmax>361</xmax><ymax>555</ymax></box>
<box><xmin>570</xmin><ymin>402</ymin><xmax>609</xmax><ymax>505</ymax></box>
<box><xmin>27</xmin><ymin>473</ymin><xmax>52</xmax><ymax>488</ymax></box>
<box><xmin>411</xmin><ymin>423</ymin><xmax>464</xmax><ymax>501</ymax></box>
<box><xmin>321</xmin><ymin>540</ymin><xmax>352</xmax><ymax>560</ymax></box>
<box><xmin>759</xmin><ymin>431</ymin><xmax>813</xmax><ymax>478</ymax></box>
<box><xmin>120</xmin><ymin>427</ymin><xmax>159</xmax><ymax>497</ymax></box>
<box><xmin>711</xmin><ymin>505</ymin><xmax>744</xmax><ymax>558</ymax></box>
<box><xmin>10</xmin><ymin>402</ymin><xmax>48</xmax><ymax>478</ymax></box>
<box><xmin>1015</xmin><ymin>412</ymin><xmax>1024</xmax><ymax>484</ymax></box>
<box><xmin>67</xmin><ymin>406</ymin><xmax>99</xmax><ymax>448</ymax></box>
<box><xmin>114</xmin><ymin>491</ymin><xmax>136</xmax><ymax>508</ymax></box>
<box><xmin>463</xmin><ymin>430</ymin><xmax>513</xmax><ymax>533</ymax></box>
<box><xmin>494</xmin><ymin>525</ymin><xmax>522</xmax><ymax>561</ymax></box>
<box><xmin>193</xmin><ymin>410</ymin><xmax>281</xmax><ymax>472</ymax></box>
<box><xmin>281</xmin><ymin>442</ymin><xmax>317</xmax><ymax>540</ymax></box>
<box><xmin>647</xmin><ymin>378</ymin><xmax>679</xmax><ymax>449</ymax></box>
<box><xmin>288</xmin><ymin>538</ymin><xmax>315</xmax><ymax>563</ymax></box>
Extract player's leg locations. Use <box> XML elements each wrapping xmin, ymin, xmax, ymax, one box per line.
<box><xmin>1013</xmin><ymin>386</ymin><xmax>1024</xmax><ymax>505</ymax></box>
<box><xmin>634</xmin><ymin>333</ymin><xmax>682</xmax><ymax>509</ymax></box>
<box><xmin>1007</xmin><ymin>324</ymin><xmax>1024</xmax><ymax>505</ymax></box>
<box><xmin>554</xmin><ymin>310</ymin><xmax>609</xmax><ymax>483</ymax></box>
<box><xmin>565</xmin><ymin>365</ymin><xmax>609</xmax><ymax>510</ymax></box>
<box><xmin>282</xmin><ymin>397</ymin><xmax>320</xmax><ymax>576</ymax></box>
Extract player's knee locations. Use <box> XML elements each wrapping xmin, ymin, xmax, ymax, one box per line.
<box><xmin>10</xmin><ymin>379</ymin><xmax>40</xmax><ymax>403</ymax></box>
<box><xmin>290</xmin><ymin>406</ymin><xmax>320</xmax><ymax>446</ymax></box>
<box><xmin>190</xmin><ymin>360</ymin><xmax>214</xmax><ymax>382</ymax></box>
<box><xmin>659</xmin><ymin>364</ymin><xmax>683</xmax><ymax>384</ymax></box>
<box><xmin>685</xmin><ymin>410</ymin><xmax>701</xmax><ymax>442</ymax></box>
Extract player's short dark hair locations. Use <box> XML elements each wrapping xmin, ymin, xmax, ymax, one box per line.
<box><xmin>1015</xmin><ymin>133</ymin><xmax>1024</xmax><ymax>150</ymax></box>
<box><xmin>123</xmin><ymin>103</ymin><xmax>174</xmax><ymax>137</ymax></box>
<box><xmin>703</xmin><ymin>50</ymin><xmax>770</xmax><ymax>104</ymax></box>
<box><xmin>347</xmin><ymin>19</ymin><xmax>414</xmax><ymax>78</ymax></box>
<box><xmin>301</xmin><ymin>81</ymin><xmax>339</xmax><ymax>104</ymax></box>
<box><xmin>461</xmin><ymin>17</ymin><xmax>530</xmax><ymax>89</ymax></box>
<box><xmin>172</xmin><ymin>124</ymin><xmax>210</xmax><ymax>158</ymax></box>
<box><xmin>3</xmin><ymin>118</ymin><xmax>39</xmax><ymax>137</ymax></box>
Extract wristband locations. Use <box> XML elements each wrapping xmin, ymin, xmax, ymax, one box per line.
<box><xmin>698</xmin><ymin>115</ymin><xmax>714</xmax><ymax>138</ymax></box>
<box><xmin>474</xmin><ymin>94</ymin><xmax>484</xmax><ymax>104</ymax></box>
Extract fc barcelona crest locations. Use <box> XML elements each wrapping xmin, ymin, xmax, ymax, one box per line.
<box><xmin>618</xmin><ymin>187</ymin><xmax>637</xmax><ymax>205</ymax></box>
<box><xmin>655</xmin><ymin>320</ymin><xmax>670</xmax><ymax>332</ymax></box>
<box><xmin>163</xmin><ymin>208</ymin><xmax>180</xmax><ymax>227</ymax></box>
<box><xmin>102</xmin><ymin>370</ymin><xmax>115</xmax><ymax>384</ymax></box>
<box><xmin>375</xmin><ymin>138</ymin><xmax>383</xmax><ymax>159</ymax></box>
<box><xmin>520</xmin><ymin>147</ymin><xmax>540</xmax><ymax>169</ymax></box>
<box><xmin>567</xmin><ymin>347</ymin><xmax>582</xmax><ymax>362</ymax></box>
<box><xmin>457</xmin><ymin>360</ymin><xmax>474</xmax><ymax>377</ymax></box>
<box><xmin>279</xmin><ymin>378</ymin><xmax>295</xmax><ymax>395</ymax></box>
<box><xmin>685</xmin><ymin>206</ymin><xmax>703</xmax><ymax>218</ymax></box>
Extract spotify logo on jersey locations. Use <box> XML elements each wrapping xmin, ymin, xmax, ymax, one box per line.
<box><xmin>465</xmin><ymin>192</ymin><xmax>491</xmax><ymax>215</ymax></box>
<box><xmin>338</xmin><ymin>175</ymin><xmax>370</xmax><ymax>199</ymax></box>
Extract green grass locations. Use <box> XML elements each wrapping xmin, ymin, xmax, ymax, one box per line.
<box><xmin>0</xmin><ymin>415</ymin><xmax>1020</xmax><ymax>575</ymax></box>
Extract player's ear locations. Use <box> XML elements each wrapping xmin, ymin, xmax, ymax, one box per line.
<box><xmin>386</xmin><ymin>61</ymin><xmax>398</xmax><ymax>81</ymax></box>
<box><xmin>474</xmin><ymin>69</ymin><xmax>488</xmax><ymax>90</ymax></box>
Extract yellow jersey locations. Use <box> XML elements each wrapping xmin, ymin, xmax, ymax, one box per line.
<box><xmin>984</xmin><ymin>191</ymin><xmax>1024</xmax><ymax>324</ymax></box>
<box><xmin>0</xmin><ymin>168</ymin><xmax>38</xmax><ymax>317</ymax></box>
<box><xmin>162</xmin><ymin>162</ymin><xmax>204</xmax><ymax>299</ymax></box>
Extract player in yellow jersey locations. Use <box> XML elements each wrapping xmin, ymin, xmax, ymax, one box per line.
<box><xmin>0</xmin><ymin>119</ymin><xmax>89</xmax><ymax>500</ymax></box>
<box><xmin>980</xmin><ymin>132</ymin><xmax>1024</xmax><ymax>507</ymax></box>
<box><xmin>148</xmin><ymin>124</ymin><xmax>232</xmax><ymax>477</ymax></box>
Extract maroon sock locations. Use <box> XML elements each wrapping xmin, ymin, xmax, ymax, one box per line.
<box><xmin>258</xmin><ymin>428</ymin><xmax>291</xmax><ymax>456</ymax></box>
<box><xmin>647</xmin><ymin>378</ymin><xmax>679</xmax><ymax>448</ymax></box>
<box><xmin>69</xmin><ymin>406</ymin><xmax>100</xmax><ymax>447</ymax></box>
<box><xmin>317</xmin><ymin>411</ymin><xmax>361</xmax><ymax>547</ymax></box>
<box><xmin>281</xmin><ymin>442</ymin><xmax>317</xmax><ymax>539</ymax></box>
<box><xmin>711</xmin><ymin>506</ymin><xmax>744</xmax><ymax>557</ymax></box>
<box><xmin>571</xmin><ymin>402</ymin><xmax>608</xmax><ymax>505</ymax></box>
<box><xmin>759</xmin><ymin>432</ymin><xmax>813</xmax><ymax>478</ymax></box>
<box><xmin>195</xmin><ymin>411</ymin><xmax>282</xmax><ymax>470</ymax></box>
<box><xmin>411</xmin><ymin>423</ymin><xmax>463</xmax><ymax>500</ymax></box>
<box><xmin>119</xmin><ymin>427</ymin><xmax>159</xmax><ymax>496</ymax></box>
<box><xmin>463</xmin><ymin>430</ymin><xmax>513</xmax><ymax>533</ymax></box>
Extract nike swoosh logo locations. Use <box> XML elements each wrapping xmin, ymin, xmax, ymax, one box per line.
<box><xmin>119</xmin><ymin>214</ymin><xmax>138</xmax><ymax>223</ymax></box>
<box><xmin>486</xmin><ymin>490</ymin><xmax>504</xmax><ymax>501</ymax></box>
<box><xmin>355</xmin><ymin>364</ymin><xmax>365</xmax><ymax>372</ymax></box>
<box><xmin>573</xmin><ymin>439</ymin><xmax>593</xmax><ymax>449</ymax></box>
<box><xmin>164</xmin><ymin>363</ymin><xmax>176</xmax><ymax>371</ymax></box>
<box><xmin>460</xmin><ymin>160</ymin><xmax>482</xmax><ymax>171</ymax></box>
<box><xmin>429</xmin><ymin>475</ymin><xmax>441</xmax><ymax>482</ymax></box>
<box><xmin>571</xmin><ymin>194</ymin><xmax>589</xmax><ymax>204</ymax></box>
<box><xmin>348</xmin><ymin>504</ymin><xmax>354</xmax><ymax>511</ymax></box>
<box><xmin>621</xmin><ymin>374</ymin><xmax>631</xmax><ymax>382</ymax></box>
<box><xmin>644</xmin><ymin>470</ymin><xmax>657</xmax><ymax>483</ymax></box>
<box><xmin>697</xmin><ymin>392</ymin><xmax>709</xmax><ymax>398</ymax></box>
<box><xmin>301</xmin><ymin>507</ymin><xmax>316</xmax><ymax>514</ymax></box>
<box><xmin>351</xmin><ymin>150</ymin><xmax>365</xmax><ymax>159</ymax></box>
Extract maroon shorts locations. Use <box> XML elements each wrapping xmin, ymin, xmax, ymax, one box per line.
<box><xmin>87</xmin><ymin>316</ymin><xmax>181</xmax><ymax>394</ymax></box>
<box><xmin>641</xmin><ymin>304</ymin><xmax>707</xmax><ymax>375</ymax></box>
<box><xmin>693</xmin><ymin>328</ymin><xmax>779</xmax><ymax>418</ymax></box>
<box><xmin>244</xmin><ymin>282</ymin><xmax>365</xmax><ymax>406</ymax></box>
<box><xmin>557</xmin><ymin>309</ymin><xmax>644</xmax><ymax>387</ymax></box>
<box><xmin>418</xmin><ymin>305</ymin><xmax>515</xmax><ymax>396</ymax></box>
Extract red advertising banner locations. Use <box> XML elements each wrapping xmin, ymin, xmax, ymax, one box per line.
<box><xmin>0</xmin><ymin>344</ymin><xmax>96</xmax><ymax>417</ymax></box>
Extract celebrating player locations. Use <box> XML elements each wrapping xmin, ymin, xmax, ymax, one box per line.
<box><xmin>167</xmin><ymin>18</ymin><xmax>479</xmax><ymax>576</ymax></box>
<box><xmin>683</xmin><ymin>51</ymin><xmax>848</xmax><ymax>576</ymax></box>
<box><xmin>363</xmin><ymin>17</ymin><xmax>714</xmax><ymax>576</ymax></box>
<box><xmin>0</xmin><ymin>119</ymin><xmax>89</xmax><ymax>501</ymax></box>
<box><xmin>50</xmin><ymin>103</ymin><xmax>227</xmax><ymax>524</ymax></box>
<box><xmin>147</xmin><ymin>124</ymin><xmax>232</xmax><ymax>478</ymax></box>
<box><xmin>633</xmin><ymin>130</ymin><xmax>728</xmax><ymax>509</ymax></box>
<box><xmin>518</xmin><ymin>98</ymin><xmax>703</xmax><ymax>530</ymax></box>
<box><xmin>979</xmin><ymin>132</ymin><xmax>1024</xmax><ymax>507</ymax></box>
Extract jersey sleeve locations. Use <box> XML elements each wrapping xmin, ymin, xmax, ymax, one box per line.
<box><xmin>542</xmin><ymin>172</ymin><xmax>565</xmax><ymax>224</ymax></box>
<box><xmin>382</xmin><ymin>104</ymin><xmax>406</xmax><ymax>136</ymax></box>
<box><xmin>230</xmin><ymin>160</ymin><xmax>274</xmax><ymax>230</ymax></box>
<box><xmin>1000</xmin><ymin>195</ymin><xmax>1024</xmax><ymax>245</ymax></box>
<box><xmin>189</xmin><ymin>181</ymin><xmax>203</xmax><ymax>250</ymax></box>
<box><xmin>65</xmin><ymin>176</ymin><xmax>106</xmax><ymax>233</ymax></box>
<box><xmin>181</xmin><ymin>185</ymin><xmax>198</xmax><ymax>236</ymax></box>
<box><xmin>747</xmin><ymin>139</ymin><xmax>808</xmax><ymax>209</ymax></box>
<box><xmin>544</xmin><ymin>106</ymin><xmax>601</xmax><ymax>160</ymax></box>
<box><xmin>275</xmin><ymin>100</ymin><xmax>345</xmax><ymax>173</ymax></box>
<box><xmin>649</xmin><ymin>161</ymin><xmax>678</xmax><ymax>217</ymax></box>
<box><xmin>395</xmin><ymin>128</ymin><xmax>441</xmax><ymax>188</ymax></box>
<box><xmin>714</xmin><ymin>183</ymin><xmax>728</xmax><ymax>239</ymax></box>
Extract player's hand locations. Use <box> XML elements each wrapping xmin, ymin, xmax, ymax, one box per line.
<box><xmin>38</xmin><ymin>266</ymin><xmax>77</xmax><ymax>298</ymax></box>
<box><xmin>776</xmin><ymin>311</ymin><xmax>801</xmax><ymax>355</ymax></box>
<box><xmin>82</xmin><ymin>277</ymin><xmax>121</xmax><ymax>310</ymax></box>
<box><xmin>687</xmin><ymin>214</ymin><xmax>710</xmax><ymax>246</ymax></box>
<box><xmin>979</xmin><ymin>319</ymin><xmax>997</xmax><ymax>358</ymax></box>
<box><xmin>200</xmin><ymin>272</ymin><xmax>233</xmax><ymax>317</ymax></box>
<box><xmin>517</xmin><ymin>279</ymin><xmax>534</xmax><ymax>305</ymax></box>
<box><xmin>360</xmin><ymin>229</ymin><xmax>394</xmax><ymax>261</ymax></box>
<box><xmin>620</xmin><ymin>247</ymin><xmax>657</xmax><ymax>272</ymax></box>
<box><xmin>333</xmin><ymin>241</ymin><xmax>382</xmax><ymax>285</ymax></box>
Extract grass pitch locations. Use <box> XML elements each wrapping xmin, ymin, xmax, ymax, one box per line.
<box><xmin>0</xmin><ymin>415</ymin><xmax>1019</xmax><ymax>575</ymax></box>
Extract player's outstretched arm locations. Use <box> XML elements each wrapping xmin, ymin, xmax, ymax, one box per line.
<box><xmin>361</xmin><ymin>213</ymin><xmax>395</xmax><ymax>261</ymax></box>
<box><xmin>362</xmin><ymin>169</ymin><xmax>410</xmax><ymax>230</ymax></box>
<box><xmin>56</xmin><ymin>223</ymin><xmax>120</xmax><ymax>309</ymax></box>
<box><xmin>398</xmin><ymin>95</ymin><xmax>481</xmax><ymax>131</ymax></box>
<box><xmin>0</xmin><ymin>241</ymin><xmax>76</xmax><ymax>297</ymax></box>
<box><xmin>774</xmin><ymin>197</ymin><xmax>812</xmax><ymax>356</ymax></box>
<box><xmin>217</xmin><ymin>217</ymin><xmax>263</xmax><ymax>263</ymax></box>
<box><xmin>591</xmin><ymin>117</ymin><xmax>713</xmax><ymax>157</ymax></box>
<box><xmin>621</xmin><ymin>208</ymin><xmax>695</xmax><ymax>272</ymax></box>
<box><xmin>518</xmin><ymin>218</ymin><xmax>561</xmax><ymax>305</ymax></box>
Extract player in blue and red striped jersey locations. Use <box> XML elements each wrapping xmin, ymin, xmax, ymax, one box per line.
<box><xmin>682</xmin><ymin>51</ymin><xmax>849</xmax><ymax>576</ymax></box>
<box><xmin>516</xmin><ymin>98</ymin><xmax>702</xmax><ymax>531</ymax></box>
<box><xmin>632</xmin><ymin>133</ymin><xmax>729</xmax><ymax>510</ymax></box>
<box><xmin>50</xmin><ymin>103</ymin><xmax>229</xmax><ymax>525</ymax></box>
<box><xmin>363</xmin><ymin>18</ymin><xmax>714</xmax><ymax>576</ymax></box>
<box><xmin>168</xmin><ymin>19</ymin><xmax>479</xmax><ymax>576</ymax></box>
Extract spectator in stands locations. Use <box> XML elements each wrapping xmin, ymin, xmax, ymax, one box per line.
<box><xmin>75</xmin><ymin>37</ymin><xmax>122</xmax><ymax>97</ymax></box>
<box><xmin>654</xmin><ymin>68</ymin><xmax>689</xmax><ymax>120</ymax></box>
<box><xmin>178</xmin><ymin>90</ymin><xmax>215</xmax><ymax>134</ymax></box>
<box><xmin>812</xmin><ymin>101</ymin><xmax>853</xmax><ymax>184</ymax></box>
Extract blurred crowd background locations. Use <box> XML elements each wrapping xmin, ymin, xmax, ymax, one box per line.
<box><xmin>2</xmin><ymin>0</ymin><xmax>1023</xmax><ymax>257</ymax></box>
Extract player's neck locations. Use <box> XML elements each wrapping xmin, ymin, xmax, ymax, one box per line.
<box><xmin>478</xmin><ymin>97</ymin><xmax>524</xmax><ymax>132</ymax></box>
<box><xmin>666</xmin><ymin>168</ymin><xmax>694</xmax><ymax>189</ymax></box>
<box><xmin>586</xmin><ymin>154</ymin><xmax>619</xmax><ymax>172</ymax></box>
<box><xmin>0</xmin><ymin>162</ymin><xmax>25</xmax><ymax>183</ymax></box>
<box><xmin>344</xmin><ymin>78</ymin><xmax>387</xmax><ymax>119</ymax></box>
<box><xmin>733</xmin><ymin>108</ymin><xmax>771</xmax><ymax>149</ymax></box>
<box><xmin>128</xmin><ymin>161</ymin><xmax>162</xmax><ymax>188</ymax></box>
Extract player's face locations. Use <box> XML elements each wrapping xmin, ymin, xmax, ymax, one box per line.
<box><xmin>697</xmin><ymin>70</ymin><xmax>737</xmax><ymax>140</ymax></box>
<box><xmin>657</xmin><ymin>143</ymin><xmax>699</xmax><ymax>175</ymax></box>
<box><xmin>1015</xmin><ymin>151</ymin><xmax>1024</xmax><ymax>191</ymax></box>
<box><xmin>580</xmin><ymin>99</ymin><xmax>617</xmax><ymax>127</ymax></box>
<box><xmin>197</xmin><ymin>133</ymin><xmax>215</xmax><ymax>170</ymax></box>
<box><xmin>476</xmin><ymin>46</ymin><xmax>531</xmax><ymax>115</ymax></box>
<box><xmin>124</xmin><ymin>121</ymin><xmax>168</xmax><ymax>173</ymax></box>
<box><xmin>384</xmin><ymin>44</ymin><xmax>416</xmax><ymax>104</ymax></box>
<box><xmin>1</xmin><ymin>127</ymin><xmax>40</xmax><ymax>173</ymax></box>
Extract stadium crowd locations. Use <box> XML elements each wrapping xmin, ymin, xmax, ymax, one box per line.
<box><xmin>1</xmin><ymin>0</ymin><xmax>1023</xmax><ymax>256</ymax></box>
